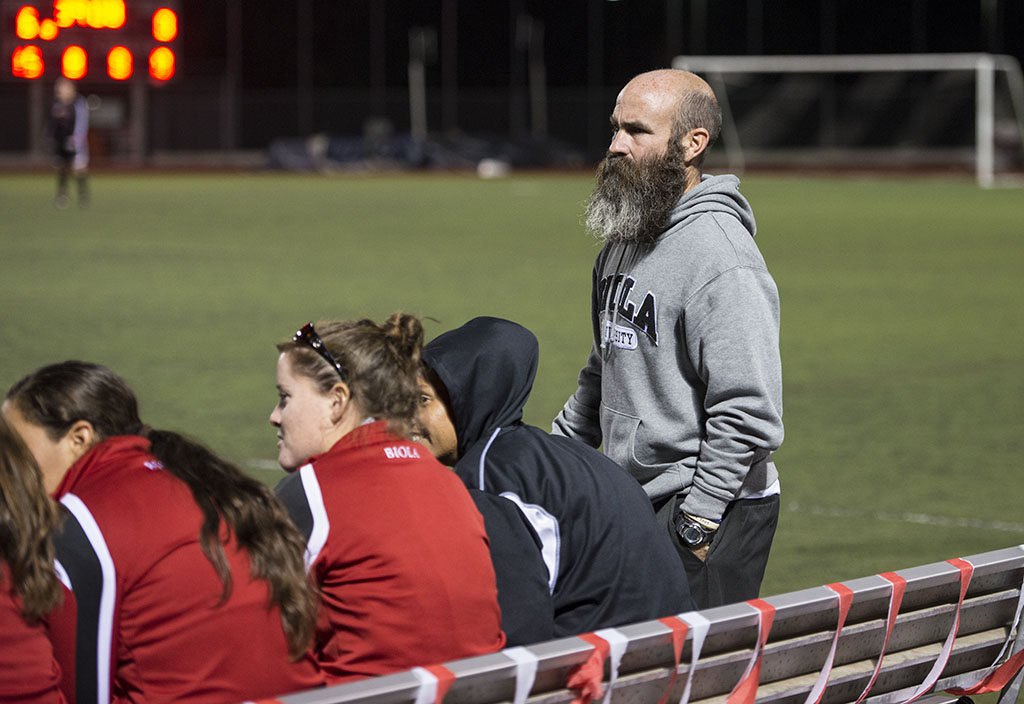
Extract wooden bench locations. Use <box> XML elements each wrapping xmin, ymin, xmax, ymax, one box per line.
<box><xmin>268</xmin><ymin>545</ymin><xmax>1024</xmax><ymax>704</ymax></box>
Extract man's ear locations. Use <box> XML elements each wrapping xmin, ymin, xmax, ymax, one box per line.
<box><xmin>682</xmin><ymin>127</ymin><xmax>711</xmax><ymax>164</ymax></box>
<box><xmin>64</xmin><ymin>419</ymin><xmax>97</xmax><ymax>462</ymax></box>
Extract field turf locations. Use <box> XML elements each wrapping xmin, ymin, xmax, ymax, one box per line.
<box><xmin>1</xmin><ymin>171</ymin><xmax>1022</xmax><ymax>598</ymax></box>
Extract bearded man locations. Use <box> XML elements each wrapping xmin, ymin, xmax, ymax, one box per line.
<box><xmin>552</xmin><ymin>69</ymin><xmax>784</xmax><ymax>609</ymax></box>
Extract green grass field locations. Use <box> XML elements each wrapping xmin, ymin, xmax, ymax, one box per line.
<box><xmin>1</xmin><ymin>170</ymin><xmax>1022</xmax><ymax>598</ymax></box>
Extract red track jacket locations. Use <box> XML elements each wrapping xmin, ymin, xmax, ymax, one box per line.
<box><xmin>0</xmin><ymin>564</ymin><xmax>65</xmax><ymax>703</ymax></box>
<box><xmin>49</xmin><ymin>435</ymin><xmax>324</xmax><ymax>703</ymax></box>
<box><xmin>275</xmin><ymin>420</ymin><xmax>505</xmax><ymax>684</ymax></box>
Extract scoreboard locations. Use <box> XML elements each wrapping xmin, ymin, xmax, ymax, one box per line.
<box><xmin>3</xmin><ymin>0</ymin><xmax>178</xmax><ymax>81</ymax></box>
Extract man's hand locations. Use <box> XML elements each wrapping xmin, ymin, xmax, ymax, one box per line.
<box><xmin>689</xmin><ymin>544</ymin><xmax>710</xmax><ymax>562</ymax></box>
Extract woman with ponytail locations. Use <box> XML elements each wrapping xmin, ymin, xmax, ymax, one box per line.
<box><xmin>0</xmin><ymin>415</ymin><xmax>64</xmax><ymax>703</ymax></box>
<box><xmin>271</xmin><ymin>313</ymin><xmax>505</xmax><ymax>683</ymax></box>
<box><xmin>2</xmin><ymin>361</ymin><xmax>324</xmax><ymax>703</ymax></box>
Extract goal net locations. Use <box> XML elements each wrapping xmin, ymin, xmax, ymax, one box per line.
<box><xmin>671</xmin><ymin>53</ymin><xmax>1024</xmax><ymax>187</ymax></box>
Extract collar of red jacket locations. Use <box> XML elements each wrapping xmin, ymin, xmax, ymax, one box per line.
<box><xmin>303</xmin><ymin>418</ymin><xmax>394</xmax><ymax>467</ymax></box>
<box><xmin>52</xmin><ymin>435</ymin><xmax>153</xmax><ymax>500</ymax></box>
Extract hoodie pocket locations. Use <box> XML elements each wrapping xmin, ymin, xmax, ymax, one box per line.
<box><xmin>601</xmin><ymin>406</ymin><xmax>671</xmax><ymax>485</ymax></box>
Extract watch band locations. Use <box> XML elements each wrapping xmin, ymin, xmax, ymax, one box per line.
<box><xmin>683</xmin><ymin>513</ymin><xmax>721</xmax><ymax>531</ymax></box>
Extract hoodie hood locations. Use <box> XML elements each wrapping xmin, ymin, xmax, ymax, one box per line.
<box><xmin>668</xmin><ymin>173</ymin><xmax>756</xmax><ymax>239</ymax></box>
<box><xmin>421</xmin><ymin>317</ymin><xmax>538</xmax><ymax>458</ymax></box>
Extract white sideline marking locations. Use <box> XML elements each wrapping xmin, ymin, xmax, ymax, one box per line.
<box><xmin>245</xmin><ymin>458</ymin><xmax>284</xmax><ymax>471</ymax></box>
<box><xmin>787</xmin><ymin>502</ymin><xmax>1024</xmax><ymax>534</ymax></box>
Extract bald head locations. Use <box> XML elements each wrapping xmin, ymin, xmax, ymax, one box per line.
<box><xmin>623</xmin><ymin>69</ymin><xmax>713</xmax><ymax>103</ymax></box>
<box><xmin>609</xmin><ymin>69</ymin><xmax>721</xmax><ymax>170</ymax></box>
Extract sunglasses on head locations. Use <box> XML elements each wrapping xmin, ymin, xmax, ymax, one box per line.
<box><xmin>293</xmin><ymin>322</ymin><xmax>347</xmax><ymax>382</ymax></box>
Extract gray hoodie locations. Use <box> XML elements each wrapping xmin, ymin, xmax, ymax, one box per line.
<box><xmin>552</xmin><ymin>174</ymin><xmax>783</xmax><ymax>521</ymax></box>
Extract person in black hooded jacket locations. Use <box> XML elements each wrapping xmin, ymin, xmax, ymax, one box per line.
<box><xmin>416</xmin><ymin>316</ymin><xmax>694</xmax><ymax>640</ymax></box>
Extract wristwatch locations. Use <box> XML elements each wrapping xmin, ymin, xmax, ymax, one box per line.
<box><xmin>673</xmin><ymin>513</ymin><xmax>717</xmax><ymax>549</ymax></box>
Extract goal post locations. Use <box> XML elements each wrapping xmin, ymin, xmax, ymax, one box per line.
<box><xmin>672</xmin><ymin>53</ymin><xmax>1024</xmax><ymax>187</ymax></box>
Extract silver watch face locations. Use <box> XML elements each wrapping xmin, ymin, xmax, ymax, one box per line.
<box><xmin>682</xmin><ymin>523</ymin><xmax>706</xmax><ymax>547</ymax></box>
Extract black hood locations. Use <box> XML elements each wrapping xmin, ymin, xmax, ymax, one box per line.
<box><xmin>421</xmin><ymin>317</ymin><xmax>538</xmax><ymax>459</ymax></box>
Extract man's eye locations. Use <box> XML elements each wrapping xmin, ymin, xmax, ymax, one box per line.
<box><xmin>419</xmin><ymin>395</ymin><xmax>431</xmax><ymax>406</ymax></box>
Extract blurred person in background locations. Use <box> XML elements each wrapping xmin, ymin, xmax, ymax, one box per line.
<box><xmin>552</xmin><ymin>69</ymin><xmax>784</xmax><ymax>609</ymax></box>
<box><xmin>51</xmin><ymin>77</ymin><xmax>89</xmax><ymax>209</ymax></box>
<box><xmin>271</xmin><ymin>315</ymin><xmax>505</xmax><ymax>684</ymax></box>
<box><xmin>417</xmin><ymin>316</ymin><xmax>694</xmax><ymax>639</ymax></box>
<box><xmin>0</xmin><ymin>415</ymin><xmax>65</xmax><ymax>703</ymax></box>
<box><xmin>3</xmin><ymin>361</ymin><xmax>323</xmax><ymax>703</ymax></box>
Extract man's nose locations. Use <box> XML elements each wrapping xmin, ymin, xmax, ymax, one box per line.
<box><xmin>609</xmin><ymin>130</ymin><xmax>630</xmax><ymax>157</ymax></box>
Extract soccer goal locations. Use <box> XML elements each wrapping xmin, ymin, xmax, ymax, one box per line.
<box><xmin>672</xmin><ymin>53</ymin><xmax>1024</xmax><ymax>187</ymax></box>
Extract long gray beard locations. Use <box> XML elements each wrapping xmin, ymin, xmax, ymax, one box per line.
<box><xmin>585</xmin><ymin>147</ymin><xmax>688</xmax><ymax>247</ymax></box>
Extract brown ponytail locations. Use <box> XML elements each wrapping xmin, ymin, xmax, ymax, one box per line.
<box><xmin>0</xmin><ymin>415</ymin><xmax>62</xmax><ymax>623</ymax></box>
<box><xmin>278</xmin><ymin>312</ymin><xmax>425</xmax><ymax>439</ymax></box>
<box><xmin>144</xmin><ymin>429</ymin><xmax>315</xmax><ymax>657</ymax></box>
<box><xmin>5</xmin><ymin>361</ymin><xmax>315</xmax><ymax>658</ymax></box>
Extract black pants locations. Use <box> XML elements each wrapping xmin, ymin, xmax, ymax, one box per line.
<box><xmin>654</xmin><ymin>494</ymin><xmax>779</xmax><ymax>610</ymax></box>
<box><xmin>55</xmin><ymin>155</ymin><xmax>88</xmax><ymax>206</ymax></box>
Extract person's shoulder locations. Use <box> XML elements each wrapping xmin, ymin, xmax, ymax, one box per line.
<box><xmin>59</xmin><ymin>450</ymin><xmax>166</xmax><ymax>508</ymax></box>
<box><xmin>369</xmin><ymin>436</ymin><xmax>463</xmax><ymax>487</ymax></box>
<box><xmin>490</xmin><ymin>424</ymin><xmax>549</xmax><ymax>455</ymax></box>
<box><xmin>470</xmin><ymin>425</ymin><xmax>556</xmax><ymax>480</ymax></box>
<box><xmin>536</xmin><ymin>428</ymin><xmax>631</xmax><ymax>476</ymax></box>
<box><xmin>659</xmin><ymin>214</ymin><xmax>765</xmax><ymax>280</ymax></box>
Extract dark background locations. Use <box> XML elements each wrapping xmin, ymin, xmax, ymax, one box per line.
<box><xmin>4</xmin><ymin>0</ymin><xmax>1024</xmax><ymax>162</ymax></box>
<box><xmin>190</xmin><ymin>1</ymin><xmax>1023</xmax><ymax>90</ymax></box>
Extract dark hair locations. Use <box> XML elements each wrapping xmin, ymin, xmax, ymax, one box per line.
<box><xmin>0</xmin><ymin>415</ymin><xmax>62</xmax><ymax>623</ymax></box>
<box><xmin>670</xmin><ymin>86</ymin><xmax>722</xmax><ymax>168</ymax></box>
<box><xmin>5</xmin><ymin>361</ymin><xmax>315</xmax><ymax>658</ymax></box>
<box><xmin>277</xmin><ymin>312</ymin><xmax>425</xmax><ymax>439</ymax></box>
